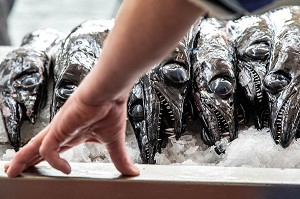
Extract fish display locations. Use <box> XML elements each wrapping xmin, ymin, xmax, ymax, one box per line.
<box><xmin>2</xmin><ymin>6</ymin><xmax>300</xmax><ymax>161</ymax></box>
<box><xmin>189</xmin><ymin>18</ymin><xmax>237</xmax><ymax>154</ymax></box>
<box><xmin>0</xmin><ymin>29</ymin><xmax>64</xmax><ymax>150</ymax></box>
<box><xmin>129</xmin><ymin>6</ymin><xmax>300</xmax><ymax>161</ymax></box>
<box><xmin>21</xmin><ymin>28</ymin><xmax>66</xmax><ymax>62</ymax></box>
<box><xmin>51</xmin><ymin>20</ymin><xmax>113</xmax><ymax>119</ymax></box>
<box><xmin>229</xmin><ymin>14</ymin><xmax>272</xmax><ymax>129</ymax></box>
<box><xmin>263</xmin><ymin>6</ymin><xmax>300</xmax><ymax>147</ymax></box>
<box><xmin>127</xmin><ymin>39</ymin><xmax>193</xmax><ymax>163</ymax></box>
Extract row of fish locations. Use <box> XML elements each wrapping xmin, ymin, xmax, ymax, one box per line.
<box><xmin>0</xmin><ymin>6</ymin><xmax>299</xmax><ymax>164</ymax></box>
<box><xmin>0</xmin><ymin>20</ymin><xmax>113</xmax><ymax>150</ymax></box>
<box><xmin>128</xmin><ymin>6</ymin><xmax>300</xmax><ymax>163</ymax></box>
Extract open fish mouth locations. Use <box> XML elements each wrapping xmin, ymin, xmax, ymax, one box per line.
<box><xmin>274</xmin><ymin>100</ymin><xmax>288</xmax><ymax>144</ymax></box>
<box><xmin>208</xmin><ymin>104</ymin><xmax>230</xmax><ymax>139</ymax></box>
<box><xmin>139</xmin><ymin>136</ymin><xmax>155</xmax><ymax>164</ymax></box>
<box><xmin>236</xmin><ymin>103</ymin><xmax>247</xmax><ymax>125</ymax></box>
<box><xmin>199</xmin><ymin>102</ymin><xmax>232</xmax><ymax>147</ymax></box>
<box><xmin>272</xmin><ymin>90</ymin><xmax>300</xmax><ymax>148</ymax></box>
<box><xmin>199</xmin><ymin>102</ymin><xmax>234</xmax><ymax>155</ymax></box>
<box><xmin>261</xmin><ymin>108</ymin><xmax>271</xmax><ymax>128</ymax></box>
<box><xmin>273</xmin><ymin>99</ymin><xmax>299</xmax><ymax>148</ymax></box>
<box><xmin>244</xmin><ymin>64</ymin><xmax>264</xmax><ymax>102</ymax></box>
<box><xmin>238</xmin><ymin>62</ymin><xmax>269</xmax><ymax>128</ymax></box>
<box><xmin>156</xmin><ymin>90</ymin><xmax>176</xmax><ymax>149</ymax></box>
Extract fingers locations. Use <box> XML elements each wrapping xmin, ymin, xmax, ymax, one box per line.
<box><xmin>5</xmin><ymin>126</ymin><xmax>49</xmax><ymax>177</ymax></box>
<box><xmin>39</xmin><ymin>135</ymin><xmax>71</xmax><ymax>175</ymax></box>
<box><xmin>4</xmin><ymin>125</ymin><xmax>72</xmax><ymax>177</ymax></box>
<box><xmin>106</xmin><ymin>138</ymin><xmax>140</xmax><ymax>176</ymax></box>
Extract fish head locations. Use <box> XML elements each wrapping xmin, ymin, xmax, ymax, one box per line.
<box><xmin>128</xmin><ymin>79</ymin><xmax>157</xmax><ymax>164</ymax></box>
<box><xmin>230</xmin><ymin>15</ymin><xmax>272</xmax><ymax>128</ymax></box>
<box><xmin>21</xmin><ymin>28</ymin><xmax>66</xmax><ymax>61</ymax></box>
<box><xmin>128</xmin><ymin>42</ymin><xmax>192</xmax><ymax>163</ymax></box>
<box><xmin>52</xmin><ymin>36</ymin><xmax>101</xmax><ymax>118</ymax></box>
<box><xmin>191</xmin><ymin>18</ymin><xmax>237</xmax><ymax>151</ymax></box>
<box><xmin>263</xmin><ymin>23</ymin><xmax>300</xmax><ymax>147</ymax></box>
<box><xmin>51</xmin><ymin>20</ymin><xmax>112</xmax><ymax>119</ymax></box>
<box><xmin>0</xmin><ymin>46</ymin><xmax>49</xmax><ymax>149</ymax></box>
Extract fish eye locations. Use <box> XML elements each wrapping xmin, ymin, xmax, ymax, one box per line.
<box><xmin>244</xmin><ymin>43</ymin><xmax>269</xmax><ymax>61</ymax></box>
<box><xmin>75</xmin><ymin>40</ymin><xmax>82</xmax><ymax>45</ymax></box>
<box><xmin>161</xmin><ymin>63</ymin><xmax>189</xmax><ymax>85</ymax></box>
<box><xmin>129</xmin><ymin>103</ymin><xmax>144</xmax><ymax>122</ymax></box>
<box><xmin>2</xmin><ymin>90</ymin><xmax>10</xmax><ymax>97</ymax></box>
<box><xmin>209</xmin><ymin>77</ymin><xmax>233</xmax><ymax>99</ymax></box>
<box><xmin>264</xmin><ymin>72</ymin><xmax>290</xmax><ymax>94</ymax></box>
<box><xmin>88</xmin><ymin>51</ymin><xmax>95</xmax><ymax>57</ymax></box>
<box><xmin>14</xmin><ymin>73</ymin><xmax>40</xmax><ymax>89</ymax></box>
<box><xmin>57</xmin><ymin>84</ymin><xmax>77</xmax><ymax>100</ymax></box>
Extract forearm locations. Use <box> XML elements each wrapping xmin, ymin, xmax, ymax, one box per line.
<box><xmin>78</xmin><ymin>0</ymin><xmax>204</xmax><ymax>104</ymax></box>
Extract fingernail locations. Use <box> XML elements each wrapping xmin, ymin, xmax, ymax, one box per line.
<box><xmin>4</xmin><ymin>163</ymin><xmax>10</xmax><ymax>172</ymax></box>
<box><xmin>63</xmin><ymin>162</ymin><xmax>71</xmax><ymax>174</ymax></box>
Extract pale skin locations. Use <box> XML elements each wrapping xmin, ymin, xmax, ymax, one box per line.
<box><xmin>4</xmin><ymin>0</ymin><xmax>205</xmax><ymax>177</ymax></box>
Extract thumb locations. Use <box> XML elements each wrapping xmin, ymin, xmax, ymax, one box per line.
<box><xmin>106</xmin><ymin>138</ymin><xmax>140</xmax><ymax>176</ymax></box>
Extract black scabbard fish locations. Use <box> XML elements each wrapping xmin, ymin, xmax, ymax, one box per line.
<box><xmin>127</xmin><ymin>39</ymin><xmax>193</xmax><ymax>163</ymax></box>
<box><xmin>263</xmin><ymin>6</ymin><xmax>300</xmax><ymax>147</ymax></box>
<box><xmin>228</xmin><ymin>14</ymin><xmax>273</xmax><ymax>129</ymax></box>
<box><xmin>190</xmin><ymin>18</ymin><xmax>237</xmax><ymax>154</ymax></box>
<box><xmin>51</xmin><ymin>20</ymin><xmax>113</xmax><ymax>119</ymax></box>
<box><xmin>0</xmin><ymin>29</ymin><xmax>65</xmax><ymax>150</ymax></box>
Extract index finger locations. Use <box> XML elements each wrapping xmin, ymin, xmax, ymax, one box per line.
<box><xmin>4</xmin><ymin>125</ymin><xmax>50</xmax><ymax>177</ymax></box>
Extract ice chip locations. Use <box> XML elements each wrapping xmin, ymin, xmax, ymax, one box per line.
<box><xmin>2</xmin><ymin>149</ymin><xmax>16</xmax><ymax>161</ymax></box>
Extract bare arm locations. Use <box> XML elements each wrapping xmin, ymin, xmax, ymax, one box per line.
<box><xmin>78</xmin><ymin>0</ymin><xmax>205</xmax><ymax>103</ymax></box>
<box><xmin>4</xmin><ymin>0</ymin><xmax>204</xmax><ymax>177</ymax></box>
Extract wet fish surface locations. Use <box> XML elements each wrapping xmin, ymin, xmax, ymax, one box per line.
<box><xmin>0</xmin><ymin>29</ymin><xmax>65</xmax><ymax>150</ymax></box>
<box><xmin>128</xmin><ymin>38</ymin><xmax>193</xmax><ymax>163</ymax></box>
<box><xmin>51</xmin><ymin>20</ymin><xmax>114</xmax><ymax>119</ymax></box>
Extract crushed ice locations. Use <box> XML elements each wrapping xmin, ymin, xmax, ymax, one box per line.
<box><xmin>3</xmin><ymin>126</ymin><xmax>300</xmax><ymax>168</ymax></box>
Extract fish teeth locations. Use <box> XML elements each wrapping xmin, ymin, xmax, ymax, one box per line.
<box><xmin>165</xmin><ymin>128</ymin><xmax>175</xmax><ymax>132</ymax></box>
<box><xmin>168</xmin><ymin>135</ymin><xmax>176</xmax><ymax>139</ymax></box>
<box><xmin>165</xmin><ymin>131</ymin><xmax>174</xmax><ymax>135</ymax></box>
<box><xmin>222</xmin><ymin>132</ymin><xmax>230</xmax><ymax>136</ymax></box>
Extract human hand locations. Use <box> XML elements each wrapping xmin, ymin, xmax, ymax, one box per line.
<box><xmin>4</xmin><ymin>91</ymin><xmax>140</xmax><ymax>177</ymax></box>
<box><xmin>3</xmin><ymin>0</ymin><xmax>204</xmax><ymax>178</ymax></box>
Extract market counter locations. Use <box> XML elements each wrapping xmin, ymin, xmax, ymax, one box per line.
<box><xmin>1</xmin><ymin>161</ymin><xmax>300</xmax><ymax>199</ymax></box>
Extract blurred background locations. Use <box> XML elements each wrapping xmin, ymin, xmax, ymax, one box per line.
<box><xmin>4</xmin><ymin>0</ymin><xmax>300</xmax><ymax>46</ymax></box>
<box><xmin>7</xmin><ymin>0</ymin><xmax>122</xmax><ymax>46</ymax></box>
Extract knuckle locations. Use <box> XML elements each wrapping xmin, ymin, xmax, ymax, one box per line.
<box><xmin>39</xmin><ymin>145</ymin><xmax>48</xmax><ymax>157</ymax></box>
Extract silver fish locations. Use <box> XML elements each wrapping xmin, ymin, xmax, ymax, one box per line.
<box><xmin>190</xmin><ymin>18</ymin><xmax>237</xmax><ymax>154</ymax></box>
<box><xmin>128</xmin><ymin>39</ymin><xmax>192</xmax><ymax>163</ymax></box>
<box><xmin>51</xmin><ymin>20</ymin><xmax>113</xmax><ymax>119</ymax></box>
<box><xmin>228</xmin><ymin>14</ymin><xmax>273</xmax><ymax>129</ymax></box>
<box><xmin>263</xmin><ymin>6</ymin><xmax>300</xmax><ymax>147</ymax></box>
